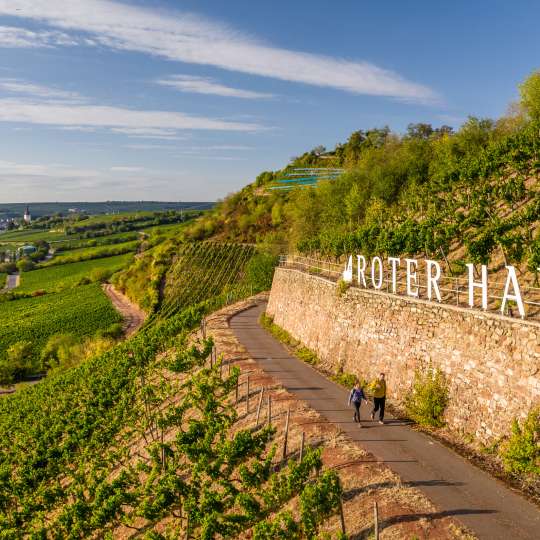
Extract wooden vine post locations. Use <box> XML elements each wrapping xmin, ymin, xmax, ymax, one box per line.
<box><xmin>267</xmin><ymin>395</ymin><xmax>272</xmax><ymax>426</ymax></box>
<box><xmin>299</xmin><ymin>431</ymin><xmax>305</xmax><ymax>461</ymax></box>
<box><xmin>282</xmin><ymin>406</ymin><xmax>290</xmax><ymax>460</ymax></box>
<box><xmin>255</xmin><ymin>387</ymin><xmax>264</xmax><ymax>426</ymax></box>
<box><xmin>374</xmin><ymin>501</ymin><xmax>379</xmax><ymax>540</ymax></box>
<box><xmin>338</xmin><ymin>476</ymin><xmax>346</xmax><ymax>536</ymax></box>
<box><xmin>246</xmin><ymin>374</ymin><xmax>250</xmax><ymax>413</ymax></box>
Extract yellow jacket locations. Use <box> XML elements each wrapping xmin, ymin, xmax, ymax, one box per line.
<box><xmin>370</xmin><ymin>379</ymin><xmax>386</xmax><ymax>398</ymax></box>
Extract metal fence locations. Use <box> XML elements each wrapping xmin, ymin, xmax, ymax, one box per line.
<box><xmin>279</xmin><ymin>254</ymin><xmax>540</xmax><ymax>322</ymax></box>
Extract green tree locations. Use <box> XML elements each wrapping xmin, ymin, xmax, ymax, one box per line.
<box><xmin>16</xmin><ymin>257</ymin><xmax>35</xmax><ymax>272</ymax></box>
<box><xmin>519</xmin><ymin>69</ymin><xmax>540</xmax><ymax>120</ymax></box>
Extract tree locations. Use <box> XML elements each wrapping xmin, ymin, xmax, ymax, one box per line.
<box><xmin>16</xmin><ymin>258</ymin><xmax>35</xmax><ymax>272</ymax></box>
<box><xmin>519</xmin><ymin>69</ymin><xmax>540</xmax><ymax>121</ymax></box>
<box><xmin>407</xmin><ymin>123</ymin><xmax>433</xmax><ymax>139</ymax></box>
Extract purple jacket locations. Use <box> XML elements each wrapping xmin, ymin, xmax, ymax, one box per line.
<box><xmin>348</xmin><ymin>387</ymin><xmax>366</xmax><ymax>404</ymax></box>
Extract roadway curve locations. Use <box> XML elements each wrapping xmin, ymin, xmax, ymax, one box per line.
<box><xmin>229</xmin><ymin>301</ymin><xmax>540</xmax><ymax>540</ymax></box>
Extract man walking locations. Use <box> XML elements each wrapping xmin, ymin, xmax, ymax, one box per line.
<box><xmin>370</xmin><ymin>372</ymin><xmax>386</xmax><ymax>424</ymax></box>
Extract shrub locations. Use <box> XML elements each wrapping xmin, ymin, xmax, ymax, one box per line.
<box><xmin>16</xmin><ymin>258</ymin><xmax>35</xmax><ymax>272</ymax></box>
<box><xmin>331</xmin><ymin>371</ymin><xmax>358</xmax><ymax>388</ymax></box>
<box><xmin>244</xmin><ymin>252</ymin><xmax>279</xmax><ymax>291</ymax></box>
<box><xmin>405</xmin><ymin>363</ymin><xmax>449</xmax><ymax>427</ymax></box>
<box><xmin>501</xmin><ymin>408</ymin><xmax>540</xmax><ymax>475</ymax></box>
<box><xmin>97</xmin><ymin>322</ymin><xmax>124</xmax><ymax>340</ymax></box>
<box><xmin>90</xmin><ymin>267</ymin><xmax>113</xmax><ymax>283</ymax></box>
<box><xmin>336</xmin><ymin>278</ymin><xmax>350</xmax><ymax>297</ymax></box>
<box><xmin>40</xmin><ymin>334</ymin><xmax>79</xmax><ymax>370</ymax></box>
<box><xmin>6</xmin><ymin>341</ymin><xmax>38</xmax><ymax>379</ymax></box>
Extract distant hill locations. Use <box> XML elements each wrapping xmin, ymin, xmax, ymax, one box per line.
<box><xmin>0</xmin><ymin>201</ymin><xmax>214</xmax><ymax>219</ymax></box>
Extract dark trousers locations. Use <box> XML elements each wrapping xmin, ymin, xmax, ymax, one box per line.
<box><xmin>372</xmin><ymin>397</ymin><xmax>385</xmax><ymax>420</ymax></box>
<box><xmin>352</xmin><ymin>401</ymin><xmax>361</xmax><ymax>422</ymax></box>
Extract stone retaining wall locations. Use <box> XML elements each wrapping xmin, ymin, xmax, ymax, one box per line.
<box><xmin>267</xmin><ymin>267</ymin><xmax>540</xmax><ymax>442</ymax></box>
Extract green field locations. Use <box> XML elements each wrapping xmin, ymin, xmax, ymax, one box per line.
<box><xmin>18</xmin><ymin>253</ymin><xmax>133</xmax><ymax>293</ymax></box>
<box><xmin>41</xmin><ymin>240</ymin><xmax>138</xmax><ymax>267</ymax></box>
<box><xmin>53</xmin><ymin>230</ymin><xmax>140</xmax><ymax>251</ymax></box>
<box><xmin>0</xmin><ymin>283</ymin><xmax>122</xmax><ymax>361</ymax></box>
<box><xmin>0</xmin><ymin>228</ymin><xmax>73</xmax><ymax>243</ymax></box>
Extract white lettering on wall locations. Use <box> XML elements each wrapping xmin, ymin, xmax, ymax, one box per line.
<box><xmin>357</xmin><ymin>255</ymin><xmax>367</xmax><ymax>287</ymax></box>
<box><xmin>405</xmin><ymin>258</ymin><xmax>419</xmax><ymax>297</ymax></box>
<box><xmin>467</xmin><ymin>263</ymin><xmax>488</xmax><ymax>310</ymax></box>
<box><xmin>501</xmin><ymin>266</ymin><xmax>525</xmax><ymax>318</ymax></box>
<box><xmin>426</xmin><ymin>259</ymin><xmax>442</xmax><ymax>302</ymax></box>
<box><xmin>338</xmin><ymin>253</ymin><xmax>530</xmax><ymax>320</ymax></box>
<box><xmin>371</xmin><ymin>256</ymin><xmax>384</xmax><ymax>289</ymax></box>
<box><xmin>388</xmin><ymin>257</ymin><xmax>400</xmax><ymax>293</ymax></box>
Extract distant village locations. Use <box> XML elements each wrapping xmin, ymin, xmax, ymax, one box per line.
<box><xmin>0</xmin><ymin>205</ymin><xmax>32</xmax><ymax>232</ymax></box>
<box><xmin>0</xmin><ymin>206</ymin><xmax>37</xmax><ymax>263</ymax></box>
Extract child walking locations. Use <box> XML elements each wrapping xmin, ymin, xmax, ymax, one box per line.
<box><xmin>348</xmin><ymin>380</ymin><xmax>368</xmax><ymax>427</ymax></box>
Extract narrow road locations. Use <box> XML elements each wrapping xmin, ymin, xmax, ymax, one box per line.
<box><xmin>102</xmin><ymin>284</ymin><xmax>146</xmax><ymax>336</ymax></box>
<box><xmin>230</xmin><ymin>301</ymin><xmax>540</xmax><ymax>540</ymax></box>
<box><xmin>5</xmin><ymin>274</ymin><xmax>19</xmax><ymax>290</ymax></box>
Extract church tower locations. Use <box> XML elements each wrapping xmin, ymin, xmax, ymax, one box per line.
<box><xmin>23</xmin><ymin>206</ymin><xmax>31</xmax><ymax>224</ymax></box>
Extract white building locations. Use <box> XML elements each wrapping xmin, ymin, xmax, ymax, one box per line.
<box><xmin>23</xmin><ymin>206</ymin><xmax>31</xmax><ymax>223</ymax></box>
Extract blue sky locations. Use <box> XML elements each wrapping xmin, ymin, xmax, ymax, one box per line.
<box><xmin>0</xmin><ymin>0</ymin><xmax>538</xmax><ymax>203</ymax></box>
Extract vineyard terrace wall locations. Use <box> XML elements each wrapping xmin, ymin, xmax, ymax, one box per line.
<box><xmin>266</xmin><ymin>267</ymin><xmax>540</xmax><ymax>443</ymax></box>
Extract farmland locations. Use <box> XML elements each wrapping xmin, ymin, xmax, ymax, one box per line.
<box><xmin>0</xmin><ymin>283</ymin><xmax>122</xmax><ymax>361</ymax></box>
<box><xmin>18</xmin><ymin>253</ymin><xmax>134</xmax><ymax>293</ymax></box>
<box><xmin>41</xmin><ymin>240</ymin><xmax>138</xmax><ymax>267</ymax></box>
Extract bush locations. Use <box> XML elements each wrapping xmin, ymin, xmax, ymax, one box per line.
<box><xmin>5</xmin><ymin>341</ymin><xmax>38</xmax><ymax>380</ymax></box>
<box><xmin>331</xmin><ymin>371</ymin><xmax>358</xmax><ymax>388</ymax></box>
<box><xmin>405</xmin><ymin>363</ymin><xmax>449</xmax><ymax>427</ymax></box>
<box><xmin>97</xmin><ymin>323</ymin><xmax>124</xmax><ymax>340</ymax></box>
<box><xmin>501</xmin><ymin>408</ymin><xmax>540</xmax><ymax>475</ymax></box>
<box><xmin>40</xmin><ymin>334</ymin><xmax>80</xmax><ymax>370</ymax></box>
<box><xmin>90</xmin><ymin>267</ymin><xmax>113</xmax><ymax>283</ymax></box>
<box><xmin>0</xmin><ymin>262</ymin><xmax>17</xmax><ymax>274</ymax></box>
<box><xmin>244</xmin><ymin>252</ymin><xmax>279</xmax><ymax>291</ymax></box>
<box><xmin>16</xmin><ymin>258</ymin><xmax>35</xmax><ymax>272</ymax></box>
<box><xmin>336</xmin><ymin>278</ymin><xmax>350</xmax><ymax>297</ymax></box>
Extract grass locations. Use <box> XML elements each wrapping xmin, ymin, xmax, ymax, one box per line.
<box><xmin>53</xmin><ymin>230</ymin><xmax>140</xmax><ymax>251</ymax></box>
<box><xmin>18</xmin><ymin>253</ymin><xmax>133</xmax><ymax>293</ymax></box>
<box><xmin>0</xmin><ymin>282</ymin><xmax>122</xmax><ymax>361</ymax></box>
<box><xmin>41</xmin><ymin>240</ymin><xmax>138</xmax><ymax>267</ymax></box>
<box><xmin>0</xmin><ymin>228</ymin><xmax>73</xmax><ymax>243</ymax></box>
<box><xmin>259</xmin><ymin>312</ymin><xmax>319</xmax><ymax>366</ymax></box>
<box><xmin>0</xmin><ymin>273</ymin><xmax>6</xmax><ymax>289</ymax></box>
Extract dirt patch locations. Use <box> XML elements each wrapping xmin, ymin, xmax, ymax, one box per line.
<box><xmin>103</xmin><ymin>283</ymin><xmax>146</xmax><ymax>336</ymax></box>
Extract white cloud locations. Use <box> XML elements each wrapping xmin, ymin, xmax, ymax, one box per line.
<box><xmin>110</xmin><ymin>127</ymin><xmax>187</xmax><ymax>139</ymax></box>
<box><xmin>0</xmin><ymin>97</ymin><xmax>264</xmax><ymax>132</ymax></box>
<box><xmin>0</xmin><ymin>159</ymin><xmax>99</xmax><ymax>178</ymax></box>
<box><xmin>110</xmin><ymin>166</ymin><xmax>143</xmax><ymax>172</ymax></box>
<box><xmin>157</xmin><ymin>75</ymin><xmax>273</xmax><ymax>99</ymax></box>
<box><xmin>0</xmin><ymin>78</ymin><xmax>82</xmax><ymax>101</ymax></box>
<box><xmin>0</xmin><ymin>0</ymin><xmax>438</xmax><ymax>103</ymax></box>
<box><xmin>0</xmin><ymin>25</ymin><xmax>78</xmax><ymax>48</ymax></box>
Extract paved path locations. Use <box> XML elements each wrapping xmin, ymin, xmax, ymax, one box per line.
<box><xmin>5</xmin><ymin>273</ymin><xmax>19</xmax><ymax>290</ymax></box>
<box><xmin>230</xmin><ymin>301</ymin><xmax>540</xmax><ymax>540</ymax></box>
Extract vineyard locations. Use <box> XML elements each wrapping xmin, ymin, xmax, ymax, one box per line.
<box><xmin>39</xmin><ymin>240</ymin><xmax>138</xmax><ymax>267</ymax></box>
<box><xmin>289</xmin><ymin>120</ymin><xmax>540</xmax><ymax>289</ymax></box>
<box><xmin>160</xmin><ymin>242</ymin><xmax>257</xmax><ymax>318</ymax></box>
<box><xmin>18</xmin><ymin>253</ymin><xmax>133</xmax><ymax>293</ymax></box>
<box><xmin>0</xmin><ymin>283</ymin><xmax>122</xmax><ymax>369</ymax></box>
<box><xmin>0</xmin><ymin>298</ymin><xmax>344</xmax><ymax>538</ymax></box>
